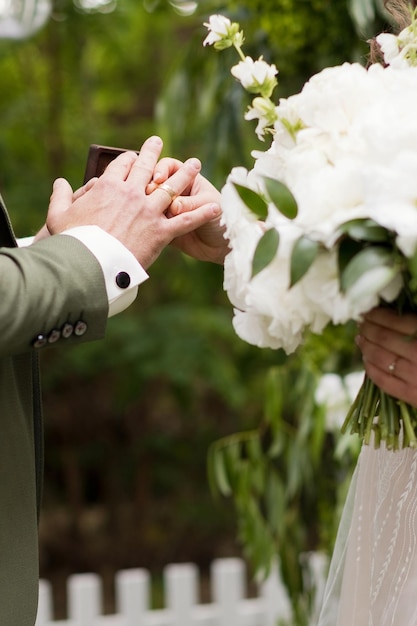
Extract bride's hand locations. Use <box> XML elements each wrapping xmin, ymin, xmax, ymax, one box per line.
<box><xmin>148</xmin><ymin>157</ymin><xmax>229</xmax><ymax>264</ymax></box>
<box><xmin>356</xmin><ymin>307</ymin><xmax>417</xmax><ymax>407</ymax></box>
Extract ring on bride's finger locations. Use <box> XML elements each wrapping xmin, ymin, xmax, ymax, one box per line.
<box><xmin>157</xmin><ymin>182</ymin><xmax>177</xmax><ymax>201</ymax></box>
<box><xmin>388</xmin><ymin>358</ymin><xmax>398</xmax><ymax>374</ymax></box>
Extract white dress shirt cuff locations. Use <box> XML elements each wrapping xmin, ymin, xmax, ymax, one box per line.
<box><xmin>61</xmin><ymin>226</ymin><xmax>148</xmax><ymax>317</ymax></box>
<box><xmin>17</xmin><ymin>236</ymin><xmax>35</xmax><ymax>247</ymax></box>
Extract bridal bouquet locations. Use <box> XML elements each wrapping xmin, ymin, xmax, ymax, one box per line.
<box><xmin>204</xmin><ymin>12</ymin><xmax>417</xmax><ymax>449</ymax></box>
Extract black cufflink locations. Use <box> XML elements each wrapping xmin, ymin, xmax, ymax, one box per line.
<box><xmin>74</xmin><ymin>320</ymin><xmax>88</xmax><ymax>336</ymax></box>
<box><xmin>115</xmin><ymin>271</ymin><xmax>131</xmax><ymax>289</ymax></box>
<box><xmin>32</xmin><ymin>334</ymin><xmax>48</xmax><ymax>349</ymax></box>
<box><xmin>61</xmin><ymin>323</ymin><xmax>74</xmax><ymax>339</ymax></box>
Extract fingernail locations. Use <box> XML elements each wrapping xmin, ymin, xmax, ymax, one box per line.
<box><xmin>148</xmin><ymin>135</ymin><xmax>162</xmax><ymax>145</ymax></box>
<box><xmin>153</xmin><ymin>171</ymin><xmax>163</xmax><ymax>183</ymax></box>
<box><xmin>211</xmin><ymin>203</ymin><xmax>221</xmax><ymax>216</ymax></box>
<box><xmin>187</xmin><ymin>158</ymin><xmax>201</xmax><ymax>171</ymax></box>
<box><xmin>172</xmin><ymin>200</ymin><xmax>182</xmax><ymax>215</ymax></box>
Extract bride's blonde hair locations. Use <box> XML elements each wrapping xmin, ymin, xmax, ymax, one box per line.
<box><xmin>385</xmin><ymin>0</ymin><xmax>417</xmax><ymax>29</ymax></box>
<box><xmin>369</xmin><ymin>0</ymin><xmax>417</xmax><ymax>63</ymax></box>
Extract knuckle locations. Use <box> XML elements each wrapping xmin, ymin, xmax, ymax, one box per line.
<box><xmin>181</xmin><ymin>211</ymin><xmax>195</xmax><ymax>228</ymax></box>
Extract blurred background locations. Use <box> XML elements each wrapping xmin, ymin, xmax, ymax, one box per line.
<box><xmin>0</xmin><ymin>0</ymin><xmax>392</xmax><ymax>620</ymax></box>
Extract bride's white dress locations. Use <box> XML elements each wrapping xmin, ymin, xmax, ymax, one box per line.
<box><xmin>318</xmin><ymin>441</ymin><xmax>417</xmax><ymax>626</ymax></box>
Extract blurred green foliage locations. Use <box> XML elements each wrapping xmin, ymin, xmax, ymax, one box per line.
<box><xmin>0</xmin><ymin>0</ymin><xmax>390</xmax><ymax>619</ymax></box>
<box><xmin>208</xmin><ymin>324</ymin><xmax>362</xmax><ymax>624</ymax></box>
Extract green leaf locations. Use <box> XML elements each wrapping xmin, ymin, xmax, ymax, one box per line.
<box><xmin>349</xmin><ymin>265</ymin><xmax>398</xmax><ymax>304</ymax></box>
<box><xmin>233</xmin><ymin>183</ymin><xmax>269</xmax><ymax>220</ymax></box>
<box><xmin>264</xmin><ymin>367</ymin><xmax>284</xmax><ymax>429</ymax></box>
<box><xmin>246</xmin><ymin>434</ymin><xmax>263</xmax><ymax>463</ymax></box>
<box><xmin>208</xmin><ymin>444</ymin><xmax>232</xmax><ymax>496</ymax></box>
<box><xmin>237</xmin><ymin>461</ymin><xmax>252</xmax><ymax>498</ymax></box>
<box><xmin>290</xmin><ymin>236</ymin><xmax>319</xmax><ymax>287</ymax></box>
<box><xmin>251</xmin><ymin>228</ymin><xmax>279</xmax><ymax>277</ymax></box>
<box><xmin>223</xmin><ymin>442</ymin><xmax>242</xmax><ymax>491</ymax></box>
<box><xmin>340</xmin><ymin>246</ymin><xmax>394</xmax><ymax>293</ymax></box>
<box><xmin>337</xmin><ymin>218</ymin><xmax>391</xmax><ymax>243</ymax></box>
<box><xmin>350</xmin><ymin>0</ymin><xmax>377</xmax><ymax>31</ymax></box>
<box><xmin>287</xmin><ymin>442</ymin><xmax>304</xmax><ymax>497</ymax></box>
<box><xmin>265</xmin><ymin>471</ymin><xmax>286</xmax><ymax>536</ymax></box>
<box><xmin>338</xmin><ymin>237</ymin><xmax>363</xmax><ymax>275</ymax></box>
<box><xmin>246</xmin><ymin>436</ymin><xmax>265</xmax><ymax>493</ymax></box>
<box><xmin>310</xmin><ymin>404</ymin><xmax>327</xmax><ymax>464</ymax></box>
<box><xmin>263</xmin><ymin>176</ymin><xmax>298</xmax><ymax>219</ymax></box>
<box><xmin>408</xmin><ymin>244</ymin><xmax>417</xmax><ymax>283</ymax></box>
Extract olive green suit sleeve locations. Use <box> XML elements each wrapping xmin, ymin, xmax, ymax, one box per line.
<box><xmin>0</xmin><ymin>233</ymin><xmax>110</xmax><ymax>626</ymax></box>
<box><xmin>0</xmin><ymin>233</ymin><xmax>109</xmax><ymax>358</ymax></box>
<box><xmin>0</xmin><ymin>196</ymin><xmax>112</xmax><ymax>626</ymax></box>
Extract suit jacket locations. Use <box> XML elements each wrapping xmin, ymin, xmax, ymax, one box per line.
<box><xmin>0</xmin><ymin>196</ymin><xmax>109</xmax><ymax>625</ymax></box>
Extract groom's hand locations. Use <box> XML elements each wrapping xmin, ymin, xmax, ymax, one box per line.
<box><xmin>46</xmin><ymin>136</ymin><xmax>221</xmax><ymax>269</ymax></box>
<box><xmin>35</xmin><ymin>177</ymin><xmax>98</xmax><ymax>242</ymax></box>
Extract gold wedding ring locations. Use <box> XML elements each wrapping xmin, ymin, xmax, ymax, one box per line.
<box><xmin>157</xmin><ymin>182</ymin><xmax>177</xmax><ymax>202</ymax></box>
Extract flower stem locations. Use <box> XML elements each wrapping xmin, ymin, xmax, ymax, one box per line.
<box><xmin>341</xmin><ymin>375</ymin><xmax>417</xmax><ymax>450</ymax></box>
<box><xmin>234</xmin><ymin>44</ymin><xmax>246</xmax><ymax>62</ymax></box>
<box><xmin>341</xmin><ymin>381</ymin><xmax>363</xmax><ymax>435</ymax></box>
<box><xmin>400</xmin><ymin>401</ymin><xmax>417</xmax><ymax>448</ymax></box>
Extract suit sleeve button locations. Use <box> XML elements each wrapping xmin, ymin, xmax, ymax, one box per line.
<box><xmin>48</xmin><ymin>329</ymin><xmax>61</xmax><ymax>344</ymax></box>
<box><xmin>115</xmin><ymin>271</ymin><xmax>131</xmax><ymax>289</ymax></box>
<box><xmin>32</xmin><ymin>334</ymin><xmax>47</xmax><ymax>349</ymax></box>
<box><xmin>74</xmin><ymin>321</ymin><xmax>88</xmax><ymax>336</ymax></box>
<box><xmin>61</xmin><ymin>323</ymin><xmax>74</xmax><ymax>339</ymax></box>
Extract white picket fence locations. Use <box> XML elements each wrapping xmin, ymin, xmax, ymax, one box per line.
<box><xmin>35</xmin><ymin>555</ymin><xmax>328</xmax><ymax>626</ymax></box>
